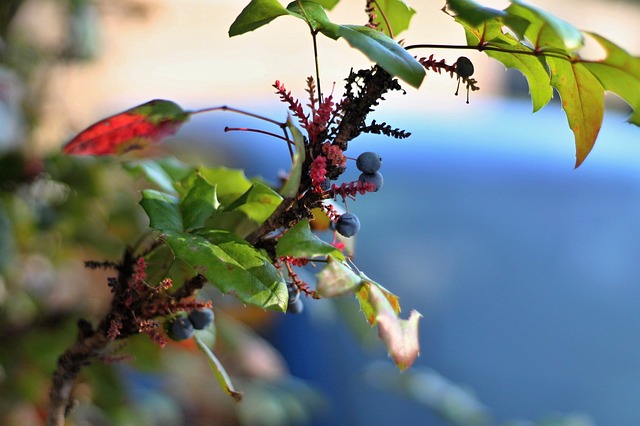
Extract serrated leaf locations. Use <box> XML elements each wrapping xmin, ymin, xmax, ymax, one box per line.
<box><xmin>197</xmin><ymin>167</ymin><xmax>253</xmax><ymax>206</ymax></box>
<box><xmin>194</xmin><ymin>335</ymin><xmax>243</xmax><ymax>402</ymax></box>
<box><xmin>507</xmin><ymin>0</ymin><xmax>583</xmax><ymax>52</ymax></box>
<box><xmin>63</xmin><ymin>99</ymin><xmax>189</xmax><ymax>156</ymax></box>
<box><xmin>356</xmin><ymin>280</ymin><xmax>421</xmax><ymax>371</ymax></box>
<box><xmin>338</xmin><ymin>25</ymin><xmax>425</xmax><ymax>88</ymax></box>
<box><xmin>581</xmin><ymin>33</ymin><xmax>640</xmax><ymax>126</ymax></box>
<box><xmin>548</xmin><ymin>58</ymin><xmax>604</xmax><ymax>167</ymax></box>
<box><xmin>140</xmin><ymin>189</ymin><xmax>183</xmax><ymax>232</ymax></box>
<box><xmin>229</xmin><ymin>0</ymin><xmax>291</xmax><ymax>37</ymax></box>
<box><xmin>279</xmin><ymin>119</ymin><xmax>306</xmax><ymax>198</ymax></box>
<box><xmin>180</xmin><ymin>174</ymin><xmax>218</xmax><ymax>231</ymax></box>
<box><xmin>355</xmin><ymin>275</ymin><xmax>401</xmax><ymax>325</ymax></box>
<box><xmin>225</xmin><ymin>182</ymin><xmax>282</xmax><ymax>224</ymax></box>
<box><xmin>275</xmin><ymin>219</ymin><xmax>345</xmax><ymax>261</ymax></box>
<box><xmin>363</xmin><ymin>0</ymin><xmax>416</xmax><ymax>37</ymax></box>
<box><xmin>463</xmin><ymin>25</ymin><xmax>552</xmax><ymax>111</ymax></box>
<box><xmin>286</xmin><ymin>1</ymin><xmax>341</xmax><ymax>39</ymax></box>
<box><xmin>316</xmin><ymin>257</ymin><xmax>361</xmax><ymax>297</ymax></box>
<box><xmin>164</xmin><ymin>230</ymin><xmax>288</xmax><ymax>311</ymax></box>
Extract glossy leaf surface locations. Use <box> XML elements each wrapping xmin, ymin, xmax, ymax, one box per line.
<box><xmin>228</xmin><ymin>0</ymin><xmax>291</xmax><ymax>37</ymax></box>
<box><xmin>339</xmin><ymin>25</ymin><xmax>425</xmax><ymax>88</ymax></box>
<box><xmin>164</xmin><ymin>230</ymin><xmax>288</xmax><ymax>311</ymax></box>
<box><xmin>275</xmin><ymin>219</ymin><xmax>344</xmax><ymax>261</ymax></box>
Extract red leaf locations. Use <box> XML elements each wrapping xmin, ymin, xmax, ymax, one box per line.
<box><xmin>63</xmin><ymin>99</ymin><xmax>190</xmax><ymax>156</ymax></box>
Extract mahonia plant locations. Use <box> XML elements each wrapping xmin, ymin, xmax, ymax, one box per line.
<box><xmin>48</xmin><ymin>1</ymin><xmax>638</xmax><ymax>425</ymax></box>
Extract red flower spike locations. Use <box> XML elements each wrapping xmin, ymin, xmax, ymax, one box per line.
<box><xmin>62</xmin><ymin>99</ymin><xmax>190</xmax><ymax>156</ymax></box>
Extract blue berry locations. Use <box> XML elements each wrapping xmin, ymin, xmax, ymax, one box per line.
<box><xmin>188</xmin><ymin>308</ymin><xmax>215</xmax><ymax>330</ymax></box>
<box><xmin>287</xmin><ymin>297</ymin><xmax>304</xmax><ymax>314</ymax></box>
<box><xmin>320</xmin><ymin>178</ymin><xmax>331</xmax><ymax>191</ymax></box>
<box><xmin>358</xmin><ymin>171</ymin><xmax>383</xmax><ymax>192</ymax></box>
<box><xmin>170</xmin><ymin>316</ymin><xmax>194</xmax><ymax>341</ymax></box>
<box><xmin>456</xmin><ymin>56</ymin><xmax>474</xmax><ymax>78</ymax></box>
<box><xmin>336</xmin><ymin>213</ymin><xmax>360</xmax><ymax>237</ymax></box>
<box><xmin>286</xmin><ymin>282</ymin><xmax>304</xmax><ymax>314</ymax></box>
<box><xmin>356</xmin><ymin>152</ymin><xmax>382</xmax><ymax>173</ymax></box>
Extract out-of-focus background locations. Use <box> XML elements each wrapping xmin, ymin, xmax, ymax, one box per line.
<box><xmin>1</xmin><ymin>0</ymin><xmax>640</xmax><ymax>425</ymax></box>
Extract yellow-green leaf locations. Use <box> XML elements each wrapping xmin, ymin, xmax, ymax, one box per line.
<box><xmin>548</xmin><ymin>58</ymin><xmax>604</xmax><ymax>167</ymax></box>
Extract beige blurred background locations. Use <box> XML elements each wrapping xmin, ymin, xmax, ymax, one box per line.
<box><xmin>9</xmin><ymin>0</ymin><xmax>640</xmax><ymax>152</ymax></box>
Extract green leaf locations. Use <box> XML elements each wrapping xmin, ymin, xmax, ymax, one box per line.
<box><xmin>140</xmin><ymin>189</ymin><xmax>183</xmax><ymax>232</ymax></box>
<box><xmin>368</xmin><ymin>0</ymin><xmax>415</xmax><ymax>37</ymax></box>
<box><xmin>286</xmin><ymin>1</ymin><xmax>341</xmax><ymax>39</ymax></box>
<box><xmin>229</xmin><ymin>0</ymin><xmax>291</xmax><ymax>37</ymax></box>
<box><xmin>164</xmin><ymin>230</ymin><xmax>288</xmax><ymax>311</ymax></box>
<box><xmin>316</xmin><ymin>257</ymin><xmax>361</xmax><ymax>297</ymax></box>
<box><xmin>180</xmin><ymin>173</ymin><xmax>218</xmax><ymax>231</ymax></box>
<box><xmin>356</xmin><ymin>280</ymin><xmax>421</xmax><ymax>371</ymax></box>
<box><xmin>225</xmin><ymin>182</ymin><xmax>282</xmax><ymax>224</ymax></box>
<box><xmin>279</xmin><ymin>119</ymin><xmax>306</xmax><ymax>198</ymax></box>
<box><xmin>338</xmin><ymin>25</ymin><xmax>425</xmax><ymax>88</ymax></box>
<box><xmin>548</xmin><ymin>58</ymin><xmax>604</xmax><ymax>167</ymax></box>
<box><xmin>194</xmin><ymin>335</ymin><xmax>243</xmax><ymax>402</ymax></box>
<box><xmin>275</xmin><ymin>219</ymin><xmax>345</xmax><ymax>261</ymax></box>
<box><xmin>506</xmin><ymin>0</ymin><xmax>583</xmax><ymax>52</ymax></box>
<box><xmin>463</xmin><ymin>25</ymin><xmax>552</xmax><ymax>112</ymax></box>
<box><xmin>308</xmin><ymin>0</ymin><xmax>339</xmax><ymax>10</ymax></box>
<box><xmin>581</xmin><ymin>33</ymin><xmax>640</xmax><ymax>126</ymax></box>
<box><xmin>197</xmin><ymin>167</ymin><xmax>253</xmax><ymax>206</ymax></box>
<box><xmin>446</xmin><ymin>0</ymin><xmax>505</xmax><ymax>27</ymax></box>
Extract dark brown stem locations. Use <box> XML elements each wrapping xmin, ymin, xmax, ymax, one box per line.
<box><xmin>46</xmin><ymin>321</ymin><xmax>110</xmax><ymax>426</ymax></box>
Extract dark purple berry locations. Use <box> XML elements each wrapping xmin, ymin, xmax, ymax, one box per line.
<box><xmin>287</xmin><ymin>297</ymin><xmax>304</xmax><ymax>314</ymax></box>
<box><xmin>170</xmin><ymin>316</ymin><xmax>194</xmax><ymax>341</ymax></box>
<box><xmin>188</xmin><ymin>308</ymin><xmax>215</xmax><ymax>330</ymax></box>
<box><xmin>336</xmin><ymin>213</ymin><xmax>360</xmax><ymax>237</ymax></box>
<box><xmin>320</xmin><ymin>178</ymin><xmax>331</xmax><ymax>191</ymax></box>
<box><xmin>286</xmin><ymin>282</ymin><xmax>304</xmax><ymax>314</ymax></box>
<box><xmin>356</xmin><ymin>152</ymin><xmax>382</xmax><ymax>173</ymax></box>
<box><xmin>456</xmin><ymin>56</ymin><xmax>474</xmax><ymax>78</ymax></box>
<box><xmin>358</xmin><ymin>171</ymin><xmax>383</xmax><ymax>192</ymax></box>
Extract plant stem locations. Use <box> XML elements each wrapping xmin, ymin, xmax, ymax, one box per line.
<box><xmin>311</xmin><ymin>30</ymin><xmax>323</xmax><ymax>103</ymax></box>
<box><xmin>371</xmin><ymin>0</ymin><xmax>394</xmax><ymax>39</ymax></box>
<box><xmin>405</xmin><ymin>43</ymin><xmax>573</xmax><ymax>61</ymax></box>
<box><xmin>191</xmin><ymin>105</ymin><xmax>286</xmax><ymax>128</ymax></box>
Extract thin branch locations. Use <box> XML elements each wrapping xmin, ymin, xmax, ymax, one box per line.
<box><xmin>371</xmin><ymin>0</ymin><xmax>394</xmax><ymax>39</ymax></box>
<box><xmin>405</xmin><ymin>43</ymin><xmax>573</xmax><ymax>61</ymax></box>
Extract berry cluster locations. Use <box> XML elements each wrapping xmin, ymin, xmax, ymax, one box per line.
<box><xmin>168</xmin><ymin>308</ymin><xmax>215</xmax><ymax>341</ymax></box>
<box><xmin>334</xmin><ymin>151</ymin><xmax>383</xmax><ymax>238</ymax></box>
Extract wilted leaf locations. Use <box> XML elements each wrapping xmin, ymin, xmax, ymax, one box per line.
<box><xmin>164</xmin><ymin>230</ymin><xmax>288</xmax><ymax>311</ymax></box>
<box><xmin>194</xmin><ymin>335</ymin><xmax>243</xmax><ymax>402</ymax></box>
<box><xmin>355</xmin><ymin>275</ymin><xmax>401</xmax><ymax>325</ymax></box>
<box><xmin>63</xmin><ymin>99</ymin><xmax>189</xmax><ymax>156</ymax></box>
<box><xmin>338</xmin><ymin>25</ymin><xmax>425</xmax><ymax>88</ymax></box>
<box><xmin>316</xmin><ymin>257</ymin><xmax>361</xmax><ymax>297</ymax></box>
<box><xmin>140</xmin><ymin>189</ymin><xmax>183</xmax><ymax>232</ymax></box>
<box><xmin>229</xmin><ymin>0</ymin><xmax>291</xmax><ymax>37</ymax></box>
<box><xmin>275</xmin><ymin>219</ymin><xmax>345</xmax><ymax>261</ymax></box>
<box><xmin>548</xmin><ymin>57</ymin><xmax>604</xmax><ymax>167</ymax></box>
<box><xmin>357</xmin><ymin>281</ymin><xmax>421</xmax><ymax>371</ymax></box>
